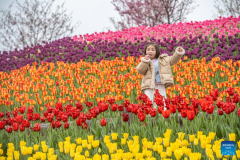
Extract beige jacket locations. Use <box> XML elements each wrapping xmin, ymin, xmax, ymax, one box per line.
<box><xmin>136</xmin><ymin>47</ymin><xmax>185</xmax><ymax>91</ymax></box>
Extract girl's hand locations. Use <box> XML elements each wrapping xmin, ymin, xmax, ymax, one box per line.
<box><xmin>177</xmin><ymin>47</ymin><xmax>183</xmax><ymax>52</ymax></box>
<box><xmin>144</xmin><ymin>55</ymin><xmax>150</xmax><ymax>60</ymax></box>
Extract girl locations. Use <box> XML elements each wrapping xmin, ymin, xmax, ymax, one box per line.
<box><xmin>136</xmin><ymin>41</ymin><xmax>185</xmax><ymax>109</ymax></box>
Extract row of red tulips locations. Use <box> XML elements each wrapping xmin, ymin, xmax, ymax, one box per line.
<box><xmin>0</xmin><ymin>87</ymin><xmax>239</xmax><ymax>133</ymax></box>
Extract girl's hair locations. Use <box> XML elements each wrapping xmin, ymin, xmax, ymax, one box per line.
<box><xmin>143</xmin><ymin>41</ymin><xmax>160</xmax><ymax>58</ymax></box>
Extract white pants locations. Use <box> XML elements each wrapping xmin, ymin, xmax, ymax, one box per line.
<box><xmin>144</xmin><ymin>84</ymin><xmax>167</xmax><ymax>110</ymax></box>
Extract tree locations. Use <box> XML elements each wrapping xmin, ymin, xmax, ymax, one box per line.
<box><xmin>0</xmin><ymin>0</ymin><xmax>80</xmax><ymax>51</ymax></box>
<box><xmin>110</xmin><ymin>0</ymin><xmax>198</xmax><ymax>31</ymax></box>
<box><xmin>213</xmin><ymin>0</ymin><xmax>240</xmax><ymax>18</ymax></box>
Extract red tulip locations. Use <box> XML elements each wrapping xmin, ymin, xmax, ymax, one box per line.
<box><xmin>19</xmin><ymin>124</ymin><xmax>25</xmax><ymax>131</ymax></box>
<box><xmin>55</xmin><ymin>102</ymin><xmax>63</xmax><ymax>111</ymax></box>
<box><xmin>47</xmin><ymin>106</ymin><xmax>53</xmax><ymax>113</ymax></box>
<box><xmin>150</xmin><ymin>109</ymin><xmax>157</xmax><ymax>117</ymax></box>
<box><xmin>12</xmin><ymin>110</ymin><xmax>18</xmax><ymax>117</ymax></box>
<box><xmin>75</xmin><ymin>102</ymin><xmax>83</xmax><ymax>111</ymax></box>
<box><xmin>76</xmin><ymin>118</ymin><xmax>82</xmax><ymax>126</ymax></box>
<box><xmin>47</xmin><ymin>114</ymin><xmax>54</xmax><ymax>122</ymax></box>
<box><xmin>122</xmin><ymin>113</ymin><xmax>129</xmax><ymax>122</ymax></box>
<box><xmin>27</xmin><ymin>113</ymin><xmax>33</xmax><ymax>121</ymax></box>
<box><xmin>56</xmin><ymin>81</ymin><xmax>59</xmax><ymax>86</ymax></box>
<box><xmin>16</xmin><ymin>114</ymin><xmax>23</xmax><ymax>123</ymax></box>
<box><xmin>206</xmin><ymin>105</ymin><xmax>214</xmax><ymax>114</ymax></box>
<box><xmin>191</xmin><ymin>98</ymin><xmax>199</xmax><ymax>108</ymax></box>
<box><xmin>12</xmin><ymin>123</ymin><xmax>18</xmax><ymax>131</ymax></box>
<box><xmin>64</xmin><ymin>121</ymin><xmax>69</xmax><ymax>129</ymax></box>
<box><xmin>85</xmin><ymin>102</ymin><xmax>93</xmax><ymax>108</ymax></box>
<box><xmin>124</xmin><ymin>99</ymin><xmax>130</xmax><ymax>108</ymax></box>
<box><xmin>218</xmin><ymin>109</ymin><xmax>224</xmax><ymax>115</ymax></box>
<box><xmin>0</xmin><ymin>112</ymin><xmax>4</xmax><ymax>119</ymax></box>
<box><xmin>52</xmin><ymin>108</ymin><xmax>59</xmax><ymax>116</ymax></box>
<box><xmin>40</xmin><ymin>117</ymin><xmax>45</xmax><ymax>122</ymax></box>
<box><xmin>100</xmin><ymin>118</ymin><xmax>107</xmax><ymax>126</ymax></box>
<box><xmin>224</xmin><ymin>105</ymin><xmax>232</xmax><ymax>114</ymax></box>
<box><xmin>30</xmin><ymin>123</ymin><xmax>41</xmax><ymax>132</ymax></box>
<box><xmin>61</xmin><ymin>114</ymin><xmax>68</xmax><ymax>122</ymax></box>
<box><xmin>169</xmin><ymin>104</ymin><xmax>176</xmax><ymax>114</ymax></box>
<box><xmin>187</xmin><ymin>110</ymin><xmax>195</xmax><ymax>121</ymax></box>
<box><xmin>79</xmin><ymin>113</ymin><xmax>86</xmax><ymax>123</ymax></box>
<box><xmin>180</xmin><ymin>110</ymin><xmax>187</xmax><ymax>118</ymax></box>
<box><xmin>51</xmin><ymin>121</ymin><xmax>56</xmax><ymax>129</ymax></box>
<box><xmin>56</xmin><ymin>121</ymin><xmax>62</xmax><ymax>128</ymax></box>
<box><xmin>27</xmin><ymin>107</ymin><xmax>33</xmax><ymax>114</ymax></box>
<box><xmin>238</xmin><ymin>108</ymin><xmax>240</xmax><ymax>117</ymax></box>
<box><xmin>82</xmin><ymin>122</ymin><xmax>88</xmax><ymax>129</ymax></box>
<box><xmin>138</xmin><ymin>112</ymin><xmax>146</xmax><ymax>122</ymax></box>
<box><xmin>22</xmin><ymin>120</ymin><xmax>30</xmax><ymax>128</ymax></box>
<box><xmin>6</xmin><ymin>126</ymin><xmax>12</xmax><ymax>133</ymax></box>
<box><xmin>6</xmin><ymin>111</ymin><xmax>11</xmax><ymax>118</ymax></box>
<box><xmin>162</xmin><ymin>110</ymin><xmax>171</xmax><ymax>118</ymax></box>
<box><xmin>0</xmin><ymin>121</ymin><xmax>5</xmax><ymax>129</ymax></box>
<box><xmin>108</xmin><ymin>98</ymin><xmax>115</xmax><ymax>105</ymax></box>
<box><xmin>18</xmin><ymin>106</ymin><xmax>26</xmax><ymax>114</ymax></box>
<box><xmin>233</xmin><ymin>93</ymin><xmax>239</xmax><ymax>103</ymax></box>
<box><xmin>86</xmin><ymin>113</ymin><xmax>92</xmax><ymax>120</ymax></box>
<box><xmin>111</xmin><ymin>104</ymin><xmax>118</xmax><ymax>111</ymax></box>
<box><xmin>33</xmin><ymin>113</ymin><xmax>40</xmax><ymax>121</ymax></box>
<box><xmin>157</xmin><ymin>106</ymin><xmax>164</xmax><ymax>114</ymax></box>
<box><xmin>226</xmin><ymin>87</ymin><xmax>234</xmax><ymax>96</ymax></box>
<box><xmin>118</xmin><ymin>105</ymin><xmax>124</xmax><ymax>111</ymax></box>
<box><xmin>216</xmin><ymin>100</ymin><xmax>223</xmax><ymax>108</ymax></box>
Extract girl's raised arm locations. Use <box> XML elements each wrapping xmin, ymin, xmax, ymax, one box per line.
<box><xmin>169</xmin><ymin>46</ymin><xmax>185</xmax><ymax>66</ymax></box>
<box><xmin>136</xmin><ymin>57</ymin><xmax>151</xmax><ymax>75</ymax></box>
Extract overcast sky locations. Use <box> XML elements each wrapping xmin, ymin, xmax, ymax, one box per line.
<box><xmin>0</xmin><ymin>0</ymin><xmax>217</xmax><ymax>51</ymax></box>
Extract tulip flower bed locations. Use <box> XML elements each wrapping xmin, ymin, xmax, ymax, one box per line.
<box><xmin>1</xmin><ymin>17</ymin><xmax>240</xmax><ymax>72</ymax></box>
<box><xmin>1</xmin><ymin>16</ymin><xmax>240</xmax><ymax>159</ymax></box>
<box><xmin>1</xmin><ymin>130</ymin><xmax>240</xmax><ymax>160</ymax></box>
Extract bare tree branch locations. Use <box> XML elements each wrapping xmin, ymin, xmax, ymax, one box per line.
<box><xmin>0</xmin><ymin>0</ymin><xmax>81</xmax><ymax>51</ymax></box>
<box><xmin>213</xmin><ymin>0</ymin><xmax>240</xmax><ymax>18</ymax></box>
<box><xmin>110</xmin><ymin>0</ymin><xmax>198</xmax><ymax>31</ymax></box>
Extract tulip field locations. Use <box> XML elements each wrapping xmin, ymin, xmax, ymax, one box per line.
<box><xmin>0</xmin><ymin>16</ymin><xmax>240</xmax><ymax>159</ymax></box>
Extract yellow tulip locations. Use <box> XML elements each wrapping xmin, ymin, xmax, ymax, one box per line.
<box><xmin>197</xmin><ymin>131</ymin><xmax>203</xmax><ymax>140</ymax></box>
<box><xmin>166</xmin><ymin>147</ymin><xmax>172</xmax><ymax>157</ymax></box>
<box><xmin>123</xmin><ymin>133</ymin><xmax>129</xmax><ymax>139</ymax></box>
<box><xmin>76</xmin><ymin>146</ymin><xmax>82</xmax><ymax>153</ymax></box>
<box><xmin>65</xmin><ymin>137</ymin><xmax>71</xmax><ymax>142</ymax></box>
<box><xmin>121</xmin><ymin>138</ymin><xmax>126</xmax><ymax>145</ymax></box>
<box><xmin>75</xmin><ymin>138</ymin><xmax>82</xmax><ymax>144</ymax></box>
<box><xmin>28</xmin><ymin>147</ymin><xmax>33</xmax><ymax>154</ymax></box>
<box><xmin>13</xmin><ymin>151</ymin><xmax>19</xmax><ymax>160</ymax></box>
<box><xmin>163</xmin><ymin>138</ymin><xmax>170</xmax><ymax>147</ymax></box>
<box><xmin>40</xmin><ymin>153</ymin><xmax>46</xmax><ymax>160</ymax></box>
<box><xmin>111</xmin><ymin>133</ymin><xmax>118</xmax><ymax>140</ymax></box>
<box><xmin>201</xmin><ymin>140</ymin><xmax>207</xmax><ymax>149</ymax></box>
<box><xmin>85</xmin><ymin>150</ymin><xmax>89</xmax><ymax>158</ymax></box>
<box><xmin>161</xmin><ymin>152</ymin><xmax>167</xmax><ymax>159</ymax></box>
<box><xmin>208</xmin><ymin>132</ymin><xmax>216</xmax><ymax>140</ymax></box>
<box><xmin>42</xmin><ymin>145</ymin><xmax>48</xmax><ymax>153</ymax></box>
<box><xmin>48</xmin><ymin>148</ymin><xmax>54</xmax><ymax>155</ymax></box>
<box><xmin>82</xmin><ymin>140</ymin><xmax>88</xmax><ymax>148</ymax></box>
<box><xmin>232</xmin><ymin>155</ymin><xmax>237</xmax><ymax>160</ymax></box>
<box><xmin>34</xmin><ymin>145</ymin><xmax>39</xmax><ymax>152</ymax></box>
<box><xmin>178</xmin><ymin>132</ymin><xmax>185</xmax><ymax>140</ymax></box>
<box><xmin>102</xmin><ymin>154</ymin><xmax>109</xmax><ymax>160</ymax></box>
<box><xmin>0</xmin><ymin>144</ymin><xmax>1</xmax><ymax>148</ymax></box>
<box><xmin>133</xmin><ymin>136</ymin><xmax>139</xmax><ymax>142</ymax></box>
<box><xmin>104</xmin><ymin>136</ymin><xmax>110</xmax><ymax>143</ymax></box>
<box><xmin>20</xmin><ymin>141</ymin><xmax>26</xmax><ymax>148</ymax></box>
<box><xmin>229</xmin><ymin>133</ymin><xmax>235</xmax><ymax>141</ymax></box>
<box><xmin>21</xmin><ymin>146</ymin><xmax>28</xmax><ymax>156</ymax></box>
<box><xmin>174</xmin><ymin>150</ymin><xmax>183</xmax><ymax>160</ymax></box>
<box><xmin>92</xmin><ymin>140</ymin><xmax>100</xmax><ymax>148</ymax></box>
<box><xmin>146</xmin><ymin>150</ymin><xmax>152</xmax><ymax>157</ymax></box>
<box><xmin>188</xmin><ymin>135</ymin><xmax>195</xmax><ymax>142</ymax></box>
<box><xmin>147</xmin><ymin>141</ymin><xmax>153</xmax><ymax>149</ymax></box>
<box><xmin>70</xmin><ymin>149</ymin><xmax>75</xmax><ymax>158</ymax></box>
<box><xmin>157</xmin><ymin>145</ymin><xmax>163</xmax><ymax>154</ymax></box>
<box><xmin>156</xmin><ymin>137</ymin><xmax>162</xmax><ymax>144</ymax></box>
<box><xmin>182</xmin><ymin>140</ymin><xmax>189</xmax><ymax>147</ymax></box>
<box><xmin>0</xmin><ymin>149</ymin><xmax>3</xmax><ymax>155</ymax></box>
<box><xmin>236</xmin><ymin>150</ymin><xmax>240</xmax><ymax>159</ymax></box>
<box><xmin>88</xmin><ymin>135</ymin><xmax>94</xmax><ymax>144</ymax></box>
<box><xmin>194</xmin><ymin>138</ymin><xmax>198</xmax><ymax>145</ymax></box>
<box><xmin>88</xmin><ymin>144</ymin><xmax>92</xmax><ymax>150</ymax></box>
<box><xmin>238</xmin><ymin>141</ymin><xmax>240</xmax><ymax>149</ymax></box>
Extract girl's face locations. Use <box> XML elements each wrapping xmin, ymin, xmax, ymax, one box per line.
<box><xmin>146</xmin><ymin>45</ymin><xmax>156</xmax><ymax>60</ymax></box>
